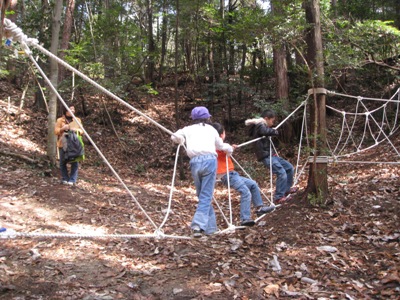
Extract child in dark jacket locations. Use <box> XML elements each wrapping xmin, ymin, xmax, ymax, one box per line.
<box><xmin>212</xmin><ymin>123</ymin><xmax>274</xmax><ymax>226</ymax></box>
<box><xmin>245</xmin><ymin>109</ymin><xmax>297</xmax><ymax>203</ymax></box>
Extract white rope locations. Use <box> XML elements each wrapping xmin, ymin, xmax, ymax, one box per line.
<box><xmin>213</xmin><ymin>194</ymin><xmax>231</xmax><ymax>227</ymax></box>
<box><xmin>359</xmin><ymin>101</ymin><xmax>400</xmax><ymax>157</ymax></box>
<box><xmin>3</xmin><ymin>19</ymin><xmax>39</xmax><ymax>51</ymax></box>
<box><xmin>225</xmin><ymin>154</ymin><xmax>233</xmax><ymax>225</ymax></box>
<box><xmin>326</xmin><ymin>88</ymin><xmax>400</xmax><ymax>159</ymax></box>
<box><xmin>236</xmin><ymin>136</ymin><xmax>265</xmax><ymax>148</ymax></box>
<box><xmin>212</xmin><ymin>156</ymin><xmax>237</xmax><ymax>228</ymax></box>
<box><xmin>0</xmin><ymin>229</ymin><xmax>192</xmax><ymax>240</ymax></box>
<box><xmin>274</xmin><ymin>101</ymin><xmax>307</xmax><ymax>130</ymax></box>
<box><xmin>157</xmin><ymin>144</ymin><xmax>181</xmax><ymax>231</ymax></box>
<box><xmin>328</xmin><ymin>88</ymin><xmax>400</xmax><ymax>103</ymax></box>
<box><xmin>268</xmin><ymin>138</ymin><xmax>274</xmax><ymax>201</ymax></box>
<box><xmin>391</xmin><ymin>90</ymin><xmax>400</xmax><ymax>133</ymax></box>
<box><xmin>293</xmin><ymin>101</ymin><xmax>309</xmax><ymax>185</ymax></box>
<box><xmin>330</xmin><ymin>160</ymin><xmax>400</xmax><ymax>164</ymax></box>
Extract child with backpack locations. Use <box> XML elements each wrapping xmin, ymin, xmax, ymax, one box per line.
<box><xmin>55</xmin><ymin>105</ymin><xmax>84</xmax><ymax>186</ymax></box>
<box><xmin>212</xmin><ymin>123</ymin><xmax>275</xmax><ymax>226</ymax></box>
<box><xmin>171</xmin><ymin>107</ymin><xmax>234</xmax><ymax>238</ymax></box>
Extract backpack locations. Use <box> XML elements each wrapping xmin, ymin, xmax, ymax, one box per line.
<box><xmin>62</xmin><ymin>131</ymin><xmax>85</xmax><ymax>163</ymax></box>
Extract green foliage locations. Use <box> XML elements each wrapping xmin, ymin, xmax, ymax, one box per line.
<box><xmin>135</xmin><ymin>163</ymin><xmax>146</xmax><ymax>174</ymax></box>
<box><xmin>323</xmin><ymin>17</ymin><xmax>400</xmax><ymax>81</ymax></box>
<box><xmin>3</xmin><ymin>0</ymin><xmax>399</xmax><ymax>116</ymax></box>
<box><xmin>139</xmin><ymin>83</ymin><xmax>159</xmax><ymax>96</ymax></box>
<box><xmin>0</xmin><ymin>66</ymin><xmax>10</xmax><ymax>78</ymax></box>
<box><xmin>333</xmin><ymin>0</ymin><xmax>400</xmax><ymax>22</ymax></box>
<box><xmin>307</xmin><ymin>189</ymin><xmax>325</xmax><ymax>206</ymax></box>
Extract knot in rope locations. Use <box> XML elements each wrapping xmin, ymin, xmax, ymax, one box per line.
<box><xmin>4</xmin><ymin>18</ymin><xmax>38</xmax><ymax>53</ymax></box>
<box><xmin>153</xmin><ymin>229</ymin><xmax>165</xmax><ymax>239</ymax></box>
<box><xmin>0</xmin><ymin>228</ymin><xmax>17</xmax><ymax>239</ymax></box>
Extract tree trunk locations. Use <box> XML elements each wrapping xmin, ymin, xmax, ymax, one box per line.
<box><xmin>4</xmin><ymin>0</ymin><xmax>18</xmax><ymax>84</ymax></box>
<box><xmin>103</xmin><ymin>0</ymin><xmax>115</xmax><ymax>79</ymax></box>
<box><xmin>33</xmin><ymin>0</ymin><xmax>50</xmax><ymax>111</ymax></box>
<box><xmin>174</xmin><ymin>0</ymin><xmax>185</xmax><ymax>180</ymax></box>
<box><xmin>271</xmin><ymin>1</ymin><xmax>289</xmax><ymax>110</ymax></box>
<box><xmin>7</xmin><ymin>0</ymin><xmax>17</xmax><ymax>22</ymax></box>
<box><xmin>304</xmin><ymin>0</ymin><xmax>328</xmax><ymax>202</ymax></box>
<box><xmin>0</xmin><ymin>0</ymin><xmax>12</xmax><ymax>41</ymax></box>
<box><xmin>47</xmin><ymin>0</ymin><xmax>63</xmax><ymax>164</ymax></box>
<box><xmin>146</xmin><ymin>0</ymin><xmax>155</xmax><ymax>83</ymax></box>
<box><xmin>273</xmin><ymin>45</ymin><xmax>289</xmax><ymax>108</ymax></box>
<box><xmin>158</xmin><ymin>0</ymin><xmax>167</xmax><ymax>81</ymax></box>
<box><xmin>238</xmin><ymin>44</ymin><xmax>247</xmax><ymax>109</ymax></box>
<box><xmin>58</xmin><ymin>0</ymin><xmax>76</xmax><ymax>83</ymax></box>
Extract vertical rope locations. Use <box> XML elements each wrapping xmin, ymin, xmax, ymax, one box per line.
<box><xmin>157</xmin><ymin>144</ymin><xmax>182</xmax><ymax>230</ymax></box>
<box><xmin>225</xmin><ymin>154</ymin><xmax>233</xmax><ymax>225</ymax></box>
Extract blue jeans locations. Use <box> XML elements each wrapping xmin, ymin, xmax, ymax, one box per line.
<box><xmin>221</xmin><ymin>171</ymin><xmax>263</xmax><ymax>221</ymax></box>
<box><xmin>261</xmin><ymin>156</ymin><xmax>294</xmax><ymax>200</ymax></box>
<box><xmin>59</xmin><ymin>148</ymin><xmax>79</xmax><ymax>183</ymax></box>
<box><xmin>190</xmin><ymin>154</ymin><xmax>218</xmax><ymax>235</ymax></box>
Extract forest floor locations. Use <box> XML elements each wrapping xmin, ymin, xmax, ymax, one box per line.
<box><xmin>0</xmin><ymin>80</ymin><xmax>399</xmax><ymax>299</ymax></box>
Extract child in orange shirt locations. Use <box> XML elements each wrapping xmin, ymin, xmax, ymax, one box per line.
<box><xmin>212</xmin><ymin>123</ymin><xmax>274</xmax><ymax>226</ymax></box>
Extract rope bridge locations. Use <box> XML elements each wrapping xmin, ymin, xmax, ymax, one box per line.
<box><xmin>1</xmin><ymin>18</ymin><xmax>399</xmax><ymax>241</ymax></box>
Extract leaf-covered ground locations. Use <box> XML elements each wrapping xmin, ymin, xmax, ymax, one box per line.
<box><xmin>0</xmin><ymin>83</ymin><xmax>399</xmax><ymax>299</ymax></box>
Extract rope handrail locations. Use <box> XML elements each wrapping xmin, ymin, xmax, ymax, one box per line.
<box><xmin>328</xmin><ymin>88</ymin><xmax>400</xmax><ymax>103</ymax></box>
<box><xmin>0</xmin><ymin>229</ymin><xmax>192</xmax><ymax>240</ymax></box>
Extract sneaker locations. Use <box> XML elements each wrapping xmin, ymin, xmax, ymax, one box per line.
<box><xmin>67</xmin><ymin>182</ymin><xmax>75</xmax><ymax>186</ymax></box>
<box><xmin>240</xmin><ymin>219</ymin><xmax>255</xmax><ymax>227</ymax></box>
<box><xmin>285</xmin><ymin>187</ymin><xmax>299</xmax><ymax>196</ymax></box>
<box><xmin>192</xmin><ymin>226</ymin><xmax>203</xmax><ymax>238</ymax></box>
<box><xmin>274</xmin><ymin>196</ymin><xmax>289</xmax><ymax>204</ymax></box>
<box><xmin>256</xmin><ymin>205</ymin><xmax>275</xmax><ymax>216</ymax></box>
<box><xmin>62</xmin><ymin>181</ymin><xmax>69</xmax><ymax>185</ymax></box>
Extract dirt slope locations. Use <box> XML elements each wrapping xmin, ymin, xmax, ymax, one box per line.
<box><xmin>0</xmin><ymin>87</ymin><xmax>399</xmax><ymax>299</ymax></box>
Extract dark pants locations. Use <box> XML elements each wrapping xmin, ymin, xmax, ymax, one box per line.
<box><xmin>59</xmin><ymin>148</ymin><xmax>79</xmax><ymax>183</ymax></box>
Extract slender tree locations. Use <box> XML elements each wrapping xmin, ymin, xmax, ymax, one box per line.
<box><xmin>0</xmin><ymin>0</ymin><xmax>12</xmax><ymax>41</ymax></box>
<box><xmin>271</xmin><ymin>0</ymin><xmax>290</xmax><ymax>110</ymax></box>
<box><xmin>146</xmin><ymin>0</ymin><xmax>155</xmax><ymax>83</ymax></box>
<box><xmin>47</xmin><ymin>0</ymin><xmax>63</xmax><ymax>163</ymax></box>
<box><xmin>158</xmin><ymin>0</ymin><xmax>168</xmax><ymax>81</ymax></box>
<box><xmin>304</xmin><ymin>0</ymin><xmax>328</xmax><ymax>201</ymax></box>
<box><xmin>58</xmin><ymin>0</ymin><xmax>76</xmax><ymax>83</ymax></box>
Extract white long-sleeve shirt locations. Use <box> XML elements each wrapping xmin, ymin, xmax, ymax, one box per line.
<box><xmin>171</xmin><ymin>123</ymin><xmax>233</xmax><ymax>158</ymax></box>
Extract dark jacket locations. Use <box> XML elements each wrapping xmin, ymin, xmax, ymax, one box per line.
<box><xmin>245</xmin><ymin>118</ymin><xmax>279</xmax><ymax>161</ymax></box>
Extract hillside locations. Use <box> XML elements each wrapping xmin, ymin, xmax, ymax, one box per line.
<box><xmin>0</xmin><ymin>80</ymin><xmax>399</xmax><ymax>299</ymax></box>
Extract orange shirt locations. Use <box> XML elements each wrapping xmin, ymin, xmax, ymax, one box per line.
<box><xmin>216</xmin><ymin>150</ymin><xmax>234</xmax><ymax>175</ymax></box>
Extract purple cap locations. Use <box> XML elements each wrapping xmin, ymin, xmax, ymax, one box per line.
<box><xmin>191</xmin><ymin>106</ymin><xmax>211</xmax><ymax>120</ymax></box>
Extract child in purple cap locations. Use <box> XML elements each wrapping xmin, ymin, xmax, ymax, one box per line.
<box><xmin>171</xmin><ymin>106</ymin><xmax>234</xmax><ymax>238</ymax></box>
